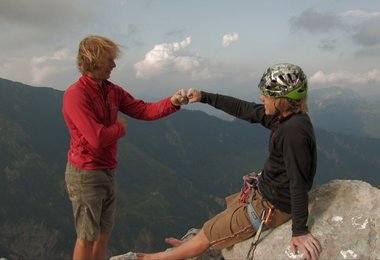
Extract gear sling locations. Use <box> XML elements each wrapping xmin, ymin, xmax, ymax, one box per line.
<box><xmin>239</xmin><ymin>172</ymin><xmax>275</xmax><ymax>259</ymax></box>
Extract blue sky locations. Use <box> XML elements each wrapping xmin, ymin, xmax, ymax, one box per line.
<box><xmin>0</xmin><ymin>0</ymin><xmax>379</xmax><ymax>102</ymax></box>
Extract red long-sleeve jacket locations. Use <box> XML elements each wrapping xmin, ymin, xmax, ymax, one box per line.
<box><xmin>62</xmin><ymin>75</ymin><xmax>179</xmax><ymax>170</ymax></box>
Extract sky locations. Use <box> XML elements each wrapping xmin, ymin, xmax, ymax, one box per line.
<box><xmin>1</xmin><ymin>0</ymin><xmax>380</xmax><ymax>103</ymax></box>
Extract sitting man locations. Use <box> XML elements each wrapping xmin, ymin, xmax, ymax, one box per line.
<box><xmin>138</xmin><ymin>63</ymin><xmax>321</xmax><ymax>260</ymax></box>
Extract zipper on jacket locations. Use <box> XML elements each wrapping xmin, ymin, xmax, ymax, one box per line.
<box><xmin>99</xmin><ymin>82</ymin><xmax>111</xmax><ymax>126</ymax></box>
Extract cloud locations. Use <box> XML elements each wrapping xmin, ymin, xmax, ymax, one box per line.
<box><xmin>0</xmin><ymin>0</ymin><xmax>96</xmax><ymax>51</ymax></box>
<box><xmin>31</xmin><ymin>48</ymin><xmax>74</xmax><ymax>84</ymax></box>
<box><xmin>319</xmin><ymin>39</ymin><xmax>339</xmax><ymax>51</ymax></box>
<box><xmin>134</xmin><ymin>37</ymin><xmax>201</xmax><ymax>79</ymax></box>
<box><xmin>0</xmin><ymin>58</ymin><xmax>31</xmax><ymax>84</ymax></box>
<box><xmin>340</xmin><ymin>10</ymin><xmax>380</xmax><ymax>18</ymax></box>
<box><xmin>119</xmin><ymin>0</ymin><xmax>129</xmax><ymax>7</ymax></box>
<box><xmin>290</xmin><ymin>8</ymin><xmax>380</xmax><ymax>55</ymax></box>
<box><xmin>354</xmin><ymin>45</ymin><xmax>380</xmax><ymax>58</ymax></box>
<box><xmin>290</xmin><ymin>9</ymin><xmax>347</xmax><ymax>33</ymax></box>
<box><xmin>0</xmin><ymin>48</ymin><xmax>75</xmax><ymax>88</ymax></box>
<box><xmin>351</xmin><ymin>17</ymin><xmax>380</xmax><ymax>46</ymax></box>
<box><xmin>309</xmin><ymin>69</ymin><xmax>380</xmax><ymax>85</ymax></box>
<box><xmin>222</xmin><ymin>33</ymin><xmax>239</xmax><ymax>47</ymax></box>
<box><xmin>0</xmin><ymin>0</ymin><xmax>87</xmax><ymax>27</ymax></box>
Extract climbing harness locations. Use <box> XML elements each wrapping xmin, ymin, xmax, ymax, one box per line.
<box><xmin>239</xmin><ymin>172</ymin><xmax>260</xmax><ymax>203</ymax></box>
<box><xmin>239</xmin><ymin>172</ymin><xmax>275</xmax><ymax>259</ymax></box>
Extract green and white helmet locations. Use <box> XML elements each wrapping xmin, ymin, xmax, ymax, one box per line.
<box><xmin>258</xmin><ymin>63</ymin><xmax>308</xmax><ymax>100</ymax></box>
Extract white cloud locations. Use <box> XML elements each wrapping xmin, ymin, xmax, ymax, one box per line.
<box><xmin>0</xmin><ymin>58</ymin><xmax>31</xmax><ymax>84</ymax></box>
<box><xmin>340</xmin><ymin>10</ymin><xmax>380</xmax><ymax>18</ymax></box>
<box><xmin>222</xmin><ymin>33</ymin><xmax>239</xmax><ymax>47</ymax></box>
<box><xmin>134</xmin><ymin>37</ymin><xmax>201</xmax><ymax>79</ymax></box>
<box><xmin>173</xmin><ymin>56</ymin><xmax>199</xmax><ymax>72</ymax></box>
<box><xmin>309</xmin><ymin>69</ymin><xmax>380</xmax><ymax>85</ymax></box>
<box><xmin>31</xmin><ymin>48</ymin><xmax>74</xmax><ymax>84</ymax></box>
<box><xmin>190</xmin><ymin>67</ymin><xmax>220</xmax><ymax>81</ymax></box>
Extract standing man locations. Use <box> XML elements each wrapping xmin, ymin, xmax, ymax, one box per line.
<box><xmin>138</xmin><ymin>63</ymin><xmax>321</xmax><ymax>260</ymax></box>
<box><xmin>63</xmin><ymin>35</ymin><xmax>188</xmax><ymax>260</ymax></box>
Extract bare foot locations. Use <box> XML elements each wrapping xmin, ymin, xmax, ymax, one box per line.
<box><xmin>165</xmin><ymin>237</ymin><xmax>183</xmax><ymax>247</ymax></box>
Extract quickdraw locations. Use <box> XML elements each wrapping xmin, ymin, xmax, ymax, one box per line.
<box><xmin>239</xmin><ymin>172</ymin><xmax>275</xmax><ymax>259</ymax></box>
<box><xmin>246</xmin><ymin>210</ymin><xmax>266</xmax><ymax>260</ymax></box>
<box><xmin>246</xmin><ymin>207</ymin><xmax>274</xmax><ymax>260</ymax></box>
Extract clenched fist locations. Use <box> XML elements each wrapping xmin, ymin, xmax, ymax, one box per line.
<box><xmin>171</xmin><ymin>89</ymin><xmax>189</xmax><ymax>106</ymax></box>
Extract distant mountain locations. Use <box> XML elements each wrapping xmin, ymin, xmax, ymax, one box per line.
<box><xmin>0</xmin><ymin>78</ymin><xmax>379</xmax><ymax>258</ymax></box>
<box><xmin>308</xmin><ymin>86</ymin><xmax>380</xmax><ymax>139</ymax></box>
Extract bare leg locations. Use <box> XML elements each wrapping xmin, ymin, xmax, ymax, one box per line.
<box><xmin>92</xmin><ymin>231</ymin><xmax>111</xmax><ymax>259</ymax></box>
<box><xmin>137</xmin><ymin>229</ymin><xmax>210</xmax><ymax>260</ymax></box>
<box><xmin>73</xmin><ymin>239</ymin><xmax>94</xmax><ymax>260</ymax></box>
<box><xmin>164</xmin><ymin>237</ymin><xmax>183</xmax><ymax>247</ymax></box>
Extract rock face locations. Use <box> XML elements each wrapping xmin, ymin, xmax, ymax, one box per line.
<box><xmin>222</xmin><ymin>179</ymin><xmax>380</xmax><ymax>259</ymax></box>
<box><xmin>110</xmin><ymin>180</ymin><xmax>379</xmax><ymax>260</ymax></box>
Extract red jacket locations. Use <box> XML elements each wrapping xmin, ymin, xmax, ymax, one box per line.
<box><xmin>62</xmin><ymin>75</ymin><xmax>179</xmax><ymax>170</ymax></box>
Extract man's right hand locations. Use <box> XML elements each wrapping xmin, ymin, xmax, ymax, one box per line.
<box><xmin>187</xmin><ymin>88</ymin><xmax>202</xmax><ymax>103</ymax></box>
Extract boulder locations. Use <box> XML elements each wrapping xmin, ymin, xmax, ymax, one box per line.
<box><xmin>111</xmin><ymin>179</ymin><xmax>380</xmax><ymax>260</ymax></box>
<box><xmin>222</xmin><ymin>179</ymin><xmax>380</xmax><ymax>259</ymax></box>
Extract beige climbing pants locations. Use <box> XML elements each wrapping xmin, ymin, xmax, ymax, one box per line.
<box><xmin>203</xmin><ymin>190</ymin><xmax>291</xmax><ymax>250</ymax></box>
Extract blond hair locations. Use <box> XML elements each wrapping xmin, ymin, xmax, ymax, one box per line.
<box><xmin>77</xmin><ymin>35</ymin><xmax>121</xmax><ymax>74</ymax></box>
<box><xmin>274</xmin><ymin>96</ymin><xmax>308</xmax><ymax>114</ymax></box>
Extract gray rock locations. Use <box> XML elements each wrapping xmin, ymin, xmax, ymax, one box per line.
<box><xmin>111</xmin><ymin>180</ymin><xmax>379</xmax><ymax>260</ymax></box>
<box><xmin>109</xmin><ymin>252</ymin><xmax>138</xmax><ymax>260</ymax></box>
<box><xmin>222</xmin><ymin>179</ymin><xmax>380</xmax><ymax>259</ymax></box>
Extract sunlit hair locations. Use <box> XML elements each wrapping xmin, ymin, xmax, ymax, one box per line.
<box><xmin>274</xmin><ymin>96</ymin><xmax>308</xmax><ymax>114</ymax></box>
<box><xmin>77</xmin><ymin>35</ymin><xmax>121</xmax><ymax>74</ymax></box>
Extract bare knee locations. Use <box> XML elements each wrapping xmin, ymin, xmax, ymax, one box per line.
<box><xmin>73</xmin><ymin>239</ymin><xmax>95</xmax><ymax>259</ymax></box>
<box><xmin>97</xmin><ymin>230</ymin><xmax>111</xmax><ymax>243</ymax></box>
<box><xmin>76</xmin><ymin>238</ymin><xmax>94</xmax><ymax>248</ymax></box>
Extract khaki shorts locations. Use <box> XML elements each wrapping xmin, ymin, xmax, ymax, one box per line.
<box><xmin>65</xmin><ymin>162</ymin><xmax>116</xmax><ymax>241</ymax></box>
<box><xmin>203</xmin><ymin>190</ymin><xmax>291</xmax><ymax>250</ymax></box>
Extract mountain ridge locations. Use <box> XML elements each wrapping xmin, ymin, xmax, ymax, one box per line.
<box><xmin>0</xmin><ymin>78</ymin><xmax>379</xmax><ymax>258</ymax></box>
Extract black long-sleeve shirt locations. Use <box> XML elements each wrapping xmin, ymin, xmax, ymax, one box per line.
<box><xmin>200</xmin><ymin>92</ymin><xmax>317</xmax><ymax>236</ymax></box>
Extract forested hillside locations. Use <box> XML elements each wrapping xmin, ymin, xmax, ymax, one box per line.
<box><xmin>0</xmin><ymin>78</ymin><xmax>379</xmax><ymax>258</ymax></box>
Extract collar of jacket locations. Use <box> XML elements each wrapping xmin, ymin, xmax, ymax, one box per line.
<box><xmin>79</xmin><ymin>74</ymin><xmax>114</xmax><ymax>93</ymax></box>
